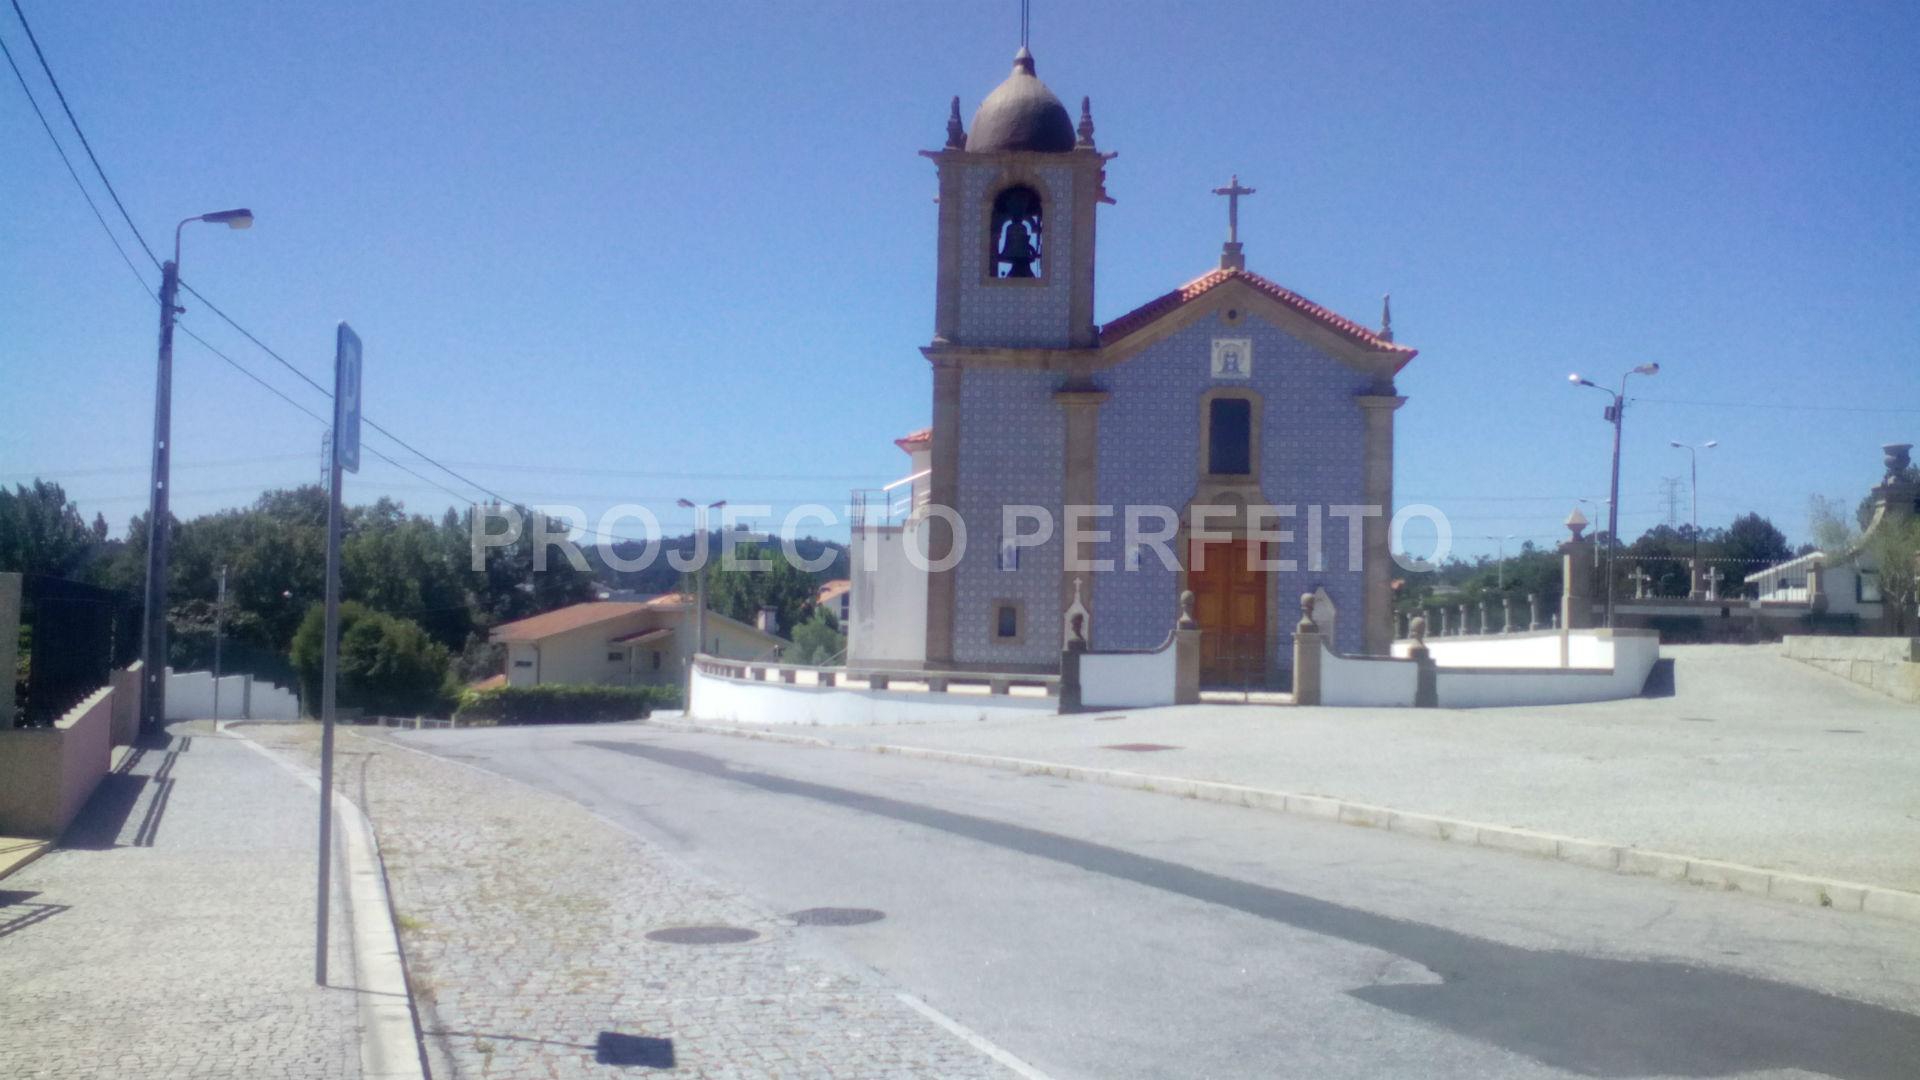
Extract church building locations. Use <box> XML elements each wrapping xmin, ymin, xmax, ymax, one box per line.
<box><xmin>847</xmin><ymin>46</ymin><xmax>1416</xmax><ymax>688</ymax></box>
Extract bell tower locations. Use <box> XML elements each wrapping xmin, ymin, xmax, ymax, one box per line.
<box><xmin>922</xmin><ymin>48</ymin><xmax>1112</xmax><ymax>350</ymax></box>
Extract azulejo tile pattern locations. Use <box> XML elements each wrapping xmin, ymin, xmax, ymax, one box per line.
<box><xmin>954</xmin><ymin>163</ymin><xmax>1076</xmax><ymax>347</ymax></box>
<box><xmin>954</xmin><ymin>367</ymin><xmax>1066</xmax><ymax>665</ymax></box>
<box><xmin>1087</xmin><ymin>314</ymin><xmax>1373</xmax><ymax>659</ymax></box>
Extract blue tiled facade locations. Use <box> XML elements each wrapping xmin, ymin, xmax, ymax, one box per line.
<box><xmin>1088</xmin><ymin>315</ymin><xmax>1372</xmax><ymax>659</ymax></box>
<box><xmin>948</xmin><ymin>312</ymin><xmax>1372</xmax><ymax>668</ymax></box>
<box><xmin>952</xmin><ymin>368</ymin><xmax>1065</xmax><ymax>665</ymax></box>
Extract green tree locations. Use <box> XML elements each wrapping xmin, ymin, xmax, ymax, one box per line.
<box><xmin>290</xmin><ymin>601</ymin><xmax>451</xmax><ymax>717</ymax></box>
<box><xmin>788</xmin><ymin>609</ymin><xmax>846</xmax><ymax>665</ymax></box>
<box><xmin>0</xmin><ymin>480</ymin><xmax>97</xmax><ymax>578</ymax></box>
<box><xmin>702</xmin><ymin>540</ymin><xmax>816</xmax><ymax>637</ymax></box>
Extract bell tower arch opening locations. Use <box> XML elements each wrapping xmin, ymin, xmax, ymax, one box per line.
<box><xmin>990</xmin><ymin>184</ymin><xmax>1045</xmax><ymax>279</ymax></box>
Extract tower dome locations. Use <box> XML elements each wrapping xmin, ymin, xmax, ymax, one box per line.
<box><xmin>965</xmin><ymin>47</ymin><xmax>1076</xmax><ymax>154</ymax></box>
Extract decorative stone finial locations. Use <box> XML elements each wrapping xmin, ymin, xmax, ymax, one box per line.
<box><xmin>1565</xmin><ymin>507</ymin><xmax>1589</xmax><ymax>541</ymax></box>
<box><xmin>1379</xmin><ymin>293</ymin><xmax>1394</xmax><ymax>342</ymax></box>
<box><xmin>1410</xmin><ymin>614</ymin><xmax>1427</xmax><ymax>643</ymax></box>
<box><xmin>1884</xmin><ymin>443</ymin><xmax>1914</xmax><ymax>483</ymax></box>
<box><xmin>1076</xmin><ymin>96</ymin><xmax>1096</xmax><ymax>149</ymax></box>
<box><xmin>1177</xmin><ymin>589</ymin><xmax>1198</xmax><ymax>630</ymax></box>
<box><xmin>1067</xmin><ymin>611</ymin><xmax>1086</xmax><ymax>646</ymax></box>
<box><xmin>944</xmin><ymin>95</ymin><xmax>965</xmax><ymax>150</ymax></box>
<box><xmin>1297</xmin><ymin>591</ymin><xmax>1318</xmax><ymax>634</ymax></box>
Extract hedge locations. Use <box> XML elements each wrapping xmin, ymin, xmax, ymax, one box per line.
<box><xmin>454</xmin><ymin>683</ymin><xmax>682</xmax><ymax>726</ymax></box>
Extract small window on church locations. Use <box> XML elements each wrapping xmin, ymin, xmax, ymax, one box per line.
<box><xmin>1208</xmin><ymin>397</ymin><xmax>1253</xmax><ymax>475</ymax></box>
<box><xmin>1859</xmin><ymin>570</ymin><xmax>1882</xmax><ymax>603</ymax></box>
<box><xmin>995</xmin><ymin>603</ymin><xmax>1020</xmax><ymax>640</ymax></box>
<box><xmin>990</xmin><ymin>186</ymin><xmax>1043</xmax><ymax>279</ymax></box>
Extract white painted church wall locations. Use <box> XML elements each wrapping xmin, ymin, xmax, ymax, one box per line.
<box><xmin>848</xmin><ymin>523</ymin><xmax>928</xmax><ymax>666</ymax></box>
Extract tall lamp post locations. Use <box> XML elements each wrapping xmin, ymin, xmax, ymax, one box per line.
<box><xmin>1669</xmin><ymin>439</ymin><xmax>1717</xmax><ymax>585</ymax></box>
<box><xmin>1495</xmin><ymin>534</ymin><xmax>1516</xmax><ymax>590</ymax></box>
<box><xmin>1569</xmin><ymin>363</ymin><xmax>1660</xmax><ymax>628</ymax></box>
<box><xmin>142</xmin><ymin>208</ymin><xmax>253</xmax><ymax>732</ymax></box>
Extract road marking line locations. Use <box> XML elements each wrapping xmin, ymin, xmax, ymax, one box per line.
<box><xmin>895</xmin><ymin>991</ymin><xmax>1057</xmax><ymax>1080</ymax></box>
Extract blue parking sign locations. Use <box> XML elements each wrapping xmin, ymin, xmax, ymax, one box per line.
<box><xmin>333</xmin><ymin>322</ymin><xmax>362</xmax><ymax>473</ymax></box>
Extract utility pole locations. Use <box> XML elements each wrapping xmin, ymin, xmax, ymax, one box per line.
<box><xmin>1569</xmin><ymin>363</ymin><xmax>1661</xmax><ymax>628</ymax></box>
<box><xmin>211</xmin><ymin>565</ymin><xmax>227</xmax><ymax>721</ymax></box>
<box><xmin>140</xmin><ymin>208</ymin><xmax>252</xmax><ymax>734</ymax></box>
<box><xmin>675</xmin><ymin>498</ymin><xmax>726</xmax><ymax>697</ymax></box>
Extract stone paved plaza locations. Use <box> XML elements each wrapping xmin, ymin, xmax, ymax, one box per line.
<box><xmin>709</xmin><ymin>645</ymin><xmax>1920</xmax><ymax>892</ymax></box>
<box><xmin>244</xmin><ymin>723</ymin><xmax>1015</xmax><ymax>1080</ymax></box>
<box><xmin>0</xmin><ymin>722</ymin><xmax>359</xmax><ymax>1080</ymax></box>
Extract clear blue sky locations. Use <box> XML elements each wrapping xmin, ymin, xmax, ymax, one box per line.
<box><xmin>4</xmin><ymin>1</ymin><xmax>1917</xmax><ymax>559</ymax></box>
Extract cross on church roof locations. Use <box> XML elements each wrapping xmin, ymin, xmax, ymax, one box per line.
<box><xmin>1212</xmin><ymin>174</ymin><xmax>1256</xmax><ymax>271</ymax></box>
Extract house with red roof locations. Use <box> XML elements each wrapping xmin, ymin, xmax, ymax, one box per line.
<box><xmin>847</xmin><ymin>46</ymin><xmax>1415</xmax><ymax>690</ymax></box>
<box><xmin>489</xmin><ymin>595</ymin><xmax>784</xmax><ymax>690</ymax></box>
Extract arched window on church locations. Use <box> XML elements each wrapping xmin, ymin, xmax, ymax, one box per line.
<box><xmin>990</xmin><ymin>186</ymin><xmax>1044</xmax><ymax>279</ymax></box>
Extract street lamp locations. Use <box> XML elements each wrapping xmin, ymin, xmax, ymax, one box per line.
<box><xmin>1568</xmin><ymin>362</ymin><xmax>1659</xmax><ymax>627</ymax></box>
<box><xmin>1669</xmin><ymin>439</ymin><xmax>1717</xmax><ymax>596</ymax></box>
<box><xmin>1496</xmin><ymin>534</ymin><xmax>1516</xmax><ymax>589</ymax></box>
<box><xmin>142</xmin><ymin>208</ymin><xmax>254</xmax><ymax>732</ymax></box>
<box><xmin>675</xmin><ymin>499</ymin><xmax>726</xmax><ymax>667</ymax></box>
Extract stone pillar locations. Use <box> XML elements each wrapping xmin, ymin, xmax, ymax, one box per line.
<box><xmin>1438</xmin><ymin>607</ymin><xmax>1450</xmax><ymax>636</ymax></box>
<box><xmin>923</xmin><ymin>359</ymin><xmax>962</xmax><ymax>666</ymax></box>
<box><xmin>0</xmin><ymin>572</ymin><xmax>19</xmax><ymax>726</ymax></box>
<box><xmin>1477</xmin><ymin>601</ymin><xmax>1489</xmax><ymax>636</ymax></box>
<box><xmin>1528</xmin><ymin>592</ymin><xmax>1541</xmax><ymax>632</ymax></box>
<box><xmin>1808</xmin><ymin>558</ymin><xmax>1828</xmax><ymax>614</ymax></box>
<box><xmin>1407</xmin><ymin>614</ymin><xmax>1437</xmax><ymax>709</ymax></box>
<box><xmin>1058</xmin><ymin>640</ymin><xmax>1084</xmax><ymax>714</ymax></box>
<box><xmin>1458</xmin><ymin>604</ymin><xmax>1470</xmax><ymax>637</ymax></box>
<box><xmin>1501</xmin><ymin>597</ymin><xmax>1514</xmax><ymax>634</ymax></box>
<box><xmin>1688</xmin><ymin>556</ymin><xmax>1705</xmax><ymax>601</ymax></box>
<box><xmin>1173</xmin><ymin>590</ymin><xmax>1201</xmax><ymax>705</ymax></box>
<box><xmin>1561</xmin><ymin>539</ymin><xmax>1596</xmax><ymax>630</ymax></box>
<box><xmin>1291</xmin><ymin>593</ymin><xmax>1323</xmax><ymax>706</ymax></box>
<box><xmin>1357</xmin><ymin>395</ymin><xmax>1407</xmax><ymax>657</ymax></box>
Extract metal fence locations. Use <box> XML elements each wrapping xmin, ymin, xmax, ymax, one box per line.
<box><xmin>18</xmin><ymin>575</ymin><xmax>139</xmax><ymax>728</ymax></box>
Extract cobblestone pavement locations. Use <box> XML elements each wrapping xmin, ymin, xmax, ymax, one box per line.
<box><xmin>243</xmin><ymin>723</ymin><xmax>1017</xmax><ymax>1080</ymax></box>
<box><xmin>0</xmin><ymin>722</ymin><xmax>360</xmax><ymax>1080</ymax></box>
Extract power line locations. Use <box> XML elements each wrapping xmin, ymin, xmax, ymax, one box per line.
<box><xmin>8</xmin><ymin>0</ymin><xmax>160</xmax><ymax>268</ymax></box>
<box><xmin>1633</xmin><ymin>395</ymin><xmax>1920</xmax><ymax>415</ymax></box>
<box><xmin>0</xmin><ymin>22</ymin><xmax>151</xmax><ymax>296</ymax></box>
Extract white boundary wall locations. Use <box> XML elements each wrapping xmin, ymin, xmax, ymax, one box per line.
<box><xmin>165</xmin><ymin>668</ymin><xmax>299</xmax><ymax>721</ymax></box>
<box><xmin>1081</xmin><ymin>644</ymin><xmax>1179</xmax><ymax>709</ymax></box>
<box><xmin>1336</xmin><ymin>630</ymin><xmax>1659</xmax><ymax>708</ymax></box>
<box><xmin>690</xmin><ymin>663</ymin><xmax>1055</xmax><ymax>726</ymax></box>
<box><xmin>1318</xmin><ymin>651</ymin><xmax>1421</xmax><ymax>707</ymax></box>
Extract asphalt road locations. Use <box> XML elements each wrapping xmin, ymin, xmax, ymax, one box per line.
<box><xmin>394</xmin><ymin>723</ymin><xmax>1920</xmax><ymax>1080</ymax></box>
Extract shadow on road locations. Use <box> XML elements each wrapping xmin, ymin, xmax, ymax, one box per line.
<box><xmin>581</xmin><ymin>739</ymin><xmax>1920</xmax><ymax>1080</ymax></box>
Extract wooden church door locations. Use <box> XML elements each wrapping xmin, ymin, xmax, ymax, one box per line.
<box><xmin>1188</xmin><ymin>537</ymin><xmax>1269</xmax><ymax>686</ymax></box>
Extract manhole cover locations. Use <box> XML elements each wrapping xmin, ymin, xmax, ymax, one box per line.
<box><xmin>789</xmin><ymin>907</ymin><xmax>886</xmax><ymax>926</ymax></box>
<box><xmin>1102</xmin><ymin>743</ymin><xmax>1180</xmax><ymax>752</ymax></box>
<box><xmin>645</xmin><ymin>925</ymin><xmax>760</xmax><ymax>945</ymax></box>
